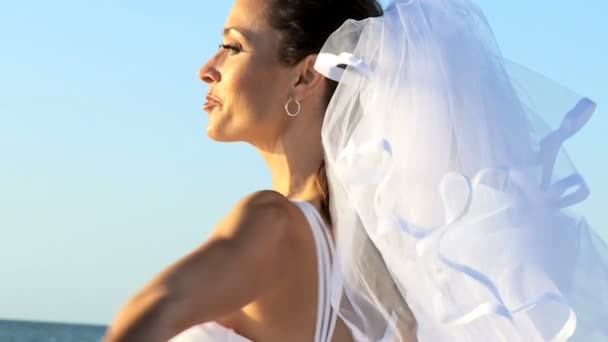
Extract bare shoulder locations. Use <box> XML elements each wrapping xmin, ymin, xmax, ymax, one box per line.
<box><xmin>209</xmin><ymin>190</ymin><xmax>295</xmax><ymax>247</ymax></box>
<box><xmin>239</xmin><ymin>189</ymin><xmax>293</xmax><ymax>213</ymax></box>
<box><xmin>104</xmin><ymin>190</ymin><xmax>306</xmax><ymax>339</ymax></box>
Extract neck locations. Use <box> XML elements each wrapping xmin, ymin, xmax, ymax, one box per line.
<box><xmin>255</xmin><ymin>115</ymin><xmax>324</xmax><ymax>207</ymax></box>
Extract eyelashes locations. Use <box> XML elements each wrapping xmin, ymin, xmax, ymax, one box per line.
<box><xmin>218</xmin><ymin>43</ymin><xmax>242</xmax><ymax>54</ymax></box>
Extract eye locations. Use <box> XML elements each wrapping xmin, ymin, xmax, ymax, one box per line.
<box><xmin>218</xmin><ymin>43</ymin><xmax>242</xmax><ymax>54</ymax></box>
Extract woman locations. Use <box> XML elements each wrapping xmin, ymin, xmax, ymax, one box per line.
<box><xmin>104</xmin><ymin>0</ymin><xmax>392</xmax><ymax>341</ymax></box>
<box><xmin>105</xmin><ymin>0</ymin><xmax>608</xmax><ymax>341</ymax></box>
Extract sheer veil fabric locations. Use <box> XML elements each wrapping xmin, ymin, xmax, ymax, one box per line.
<box><xmin>314</xmin><ymin>0</ymin><xmax>608</xmax><ymax>341</ymax></box>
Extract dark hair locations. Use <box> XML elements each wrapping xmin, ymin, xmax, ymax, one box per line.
<box><xmin>266</xmin><ymin>0</ymin><xmax>383</xmax><ymax>223</ymax></box>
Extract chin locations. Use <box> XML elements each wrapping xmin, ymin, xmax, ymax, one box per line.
<box><xmin>206</xmin><ymin>111</ymin><xmax>239</xmax><ymax>142</ymax></box>
<box><xmin>206</xmin><ymin>125</ymin><xmax>241</xmax><ymax>142</ymax></box>
<box><xmin>206</xmin><ymin>128</ymin><xmax>230</xmax><ymax>142</ymax></box>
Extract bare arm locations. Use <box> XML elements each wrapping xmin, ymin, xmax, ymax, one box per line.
<box><xmin>103</xmin><ymin>190</ymin><xmax>292</xmax><ymax>342</ymax></box>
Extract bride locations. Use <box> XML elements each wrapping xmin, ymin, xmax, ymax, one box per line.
<box><xmin>104</xmin><ymin>0</ymin><xmax>608</xmax><ymax>341</ymax></box>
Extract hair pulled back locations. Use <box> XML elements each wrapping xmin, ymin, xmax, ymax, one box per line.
<box><xmin>266</xmin><ymin>0</ymin><xmax>383</xmax><ymax>223</ymax></box>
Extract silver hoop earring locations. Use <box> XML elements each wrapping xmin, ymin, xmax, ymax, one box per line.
<box><xmin>285</xmin><ymin>97</ymin><xmax>301</xmax><ymax>117</ymax></box>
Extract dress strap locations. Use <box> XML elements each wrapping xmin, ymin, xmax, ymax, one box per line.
<box><xmin>291</xmin><ymin>200</ymin><xmax>337</xmax><ymax>342</ymax></box>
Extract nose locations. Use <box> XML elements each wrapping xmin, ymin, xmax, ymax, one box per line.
<box><xmin>198</xmin><ymin>54</ymin><xmax>221</xmax><ymax>84</ymax></box>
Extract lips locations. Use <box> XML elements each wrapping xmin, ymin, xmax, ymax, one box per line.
<box><xmin>204</xmin><ymin>94</ymin><xmax>222</xmax><ymax>111</ymax></box>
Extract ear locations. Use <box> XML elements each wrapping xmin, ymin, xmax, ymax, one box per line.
<box><xmin>290</xmin><ymin>54</ymin><xmax>326</xmax><ymax>101</ymax></box>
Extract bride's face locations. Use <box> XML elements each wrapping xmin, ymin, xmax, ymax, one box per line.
<box><xmin>198</xmin><ymin>0</ymin><xmax>295</xmax><ymax>144</ymax></box>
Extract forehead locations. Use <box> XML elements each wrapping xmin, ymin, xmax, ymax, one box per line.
<box><xmin>225</xmin><ymin>0</ymin><xmax>270</xmax><ymax>32</ymax></box>
<box><xmin>224</xmin><ymin>0</ymin><xmax>283</xmax><ymax>61</ymax></box>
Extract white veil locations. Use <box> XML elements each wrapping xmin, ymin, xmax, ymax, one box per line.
<box><xmin>314</xmin><ymin>0</ymin><xmax>608</xmax><ymax>341</ymax></box>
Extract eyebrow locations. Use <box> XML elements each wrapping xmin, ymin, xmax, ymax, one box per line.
<box><xmin>222</xmin><ymin>27</ymin><xmax>251</xmax><ymax>42</ymax></box>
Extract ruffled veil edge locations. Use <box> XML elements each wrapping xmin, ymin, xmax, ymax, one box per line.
<box><xmin>314</xmin><ymin>0</ymin><xmax>608</xmax><ymax>341</ymax></box>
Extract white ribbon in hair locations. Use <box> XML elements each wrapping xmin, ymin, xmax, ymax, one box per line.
<box><xmin>315</xmin><ymin>52</ymin><xmax>370</xmax><ymax>84</ymax></box>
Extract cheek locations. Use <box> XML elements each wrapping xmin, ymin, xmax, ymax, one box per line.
<box><xmin>211</xmin><ymin>56</ymin><xmax>291</xmax><ymax>141</ymax></box>
<box><xmin>233</xmin><ymin>67</ymin><xmax>287</xmax><ymax>123</ymax></box>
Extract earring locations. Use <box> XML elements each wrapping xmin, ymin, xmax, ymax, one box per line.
<box><xmin>285</xmin><ymin>97</ymin><xmax>301</xmax><ymax>117</ymax></box>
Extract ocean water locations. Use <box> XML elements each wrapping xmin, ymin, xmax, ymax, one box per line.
<box><xmin>0</xmin><ymin>320</ymin><xmax>106</xmax><ymax>342</ymax></box>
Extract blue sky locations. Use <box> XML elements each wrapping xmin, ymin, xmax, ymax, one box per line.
<box><xmin>0</xmin><ymin>0</ymin><xmax>606</xmax><ymax>325</ymax></box>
